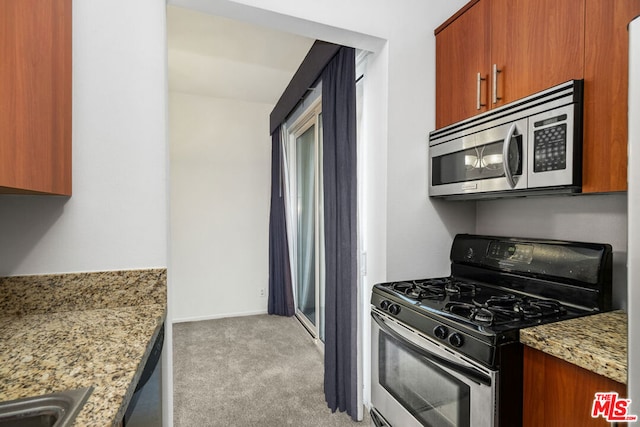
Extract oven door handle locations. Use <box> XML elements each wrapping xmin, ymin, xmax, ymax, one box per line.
<box><xmin>371</xmin><ymin>311</ymin><xmax>492</xmax><ymax>387</ymax></box>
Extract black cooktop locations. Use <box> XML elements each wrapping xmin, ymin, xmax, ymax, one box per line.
<box><xmin>375</xmin><ymin>277</ymin><xmax>580</xmax><ymax>335</ymax></box>
<box><xmin>371</xmin><ymin>234</ymin><xmax>613</xmax><ymax>366</ymax></box>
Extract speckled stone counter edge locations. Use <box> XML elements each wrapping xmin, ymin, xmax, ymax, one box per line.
<box><xmin>0</xmin><ymin>268</ymin><xmax>166</xmax><ymax>316</ymax></box>
<box><xmin>0</xmin><ymin>268</ymin><xmax>167</xmax><ymax>426</ymax></box>
<box><xmin>520</xmin><ymin>311</ymin><xmax>627</xmax><ymax>384</ymax></box>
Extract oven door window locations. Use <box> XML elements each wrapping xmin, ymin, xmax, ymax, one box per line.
<box><xmin>432</xmin><ymin>138</ymin><xmax>522</xmax><ymax>186</ymax></box>
<box><xmin>379</xmin><ymin>332</ymin><xmax>470</xmax><ymax>427</ymax></box>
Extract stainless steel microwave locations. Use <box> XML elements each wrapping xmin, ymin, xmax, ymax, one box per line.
<box><xmin>428</xmin><ymin>80</ymin><xmax>583</xmax><ymax>200</ymax></box>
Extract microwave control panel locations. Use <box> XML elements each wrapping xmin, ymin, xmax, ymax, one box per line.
<box><xmin>533</xmin><ymin>114</ymin><xmax>568</xmax><ymax>173</ymax></box>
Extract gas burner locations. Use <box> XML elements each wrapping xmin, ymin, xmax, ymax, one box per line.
<box><xmin>445</xmin><ymin>302</ymin><xmax>476</xmax><ymax>319</ymax></box>
<box><xmin>515</xmin><ymin>299</ymin><xmax>567</xmax><ymax>319</ymax></box>
<box><xmin>416</xmin><ymin>283</ymin><xmax>446</xmax><ymax>299</ymax></box>
<box><xmin>472</xmin><ymin>307</ymin><xmax>494</xmax><ymax>323</ymax></box>
<box><xmin>444</xmin><ymin>281</ymin><xmax>476</xmax><ymax>297</ymax></box>
<box><xmin>415</xmin><ymin>277</ymin><xmax>476</xmax><ymax>299</ymax></box>
<box><xmin>404</xmin><ymin>285</ymin><xmax>422</xmax><ymax>299</ymax></box>
<box><xmin>445</xmin><ymin>300</ymin><xmax>531</xmax><ymax>326</ymax></box>
<box><xmin>483</xmin><ymin>294</ymin><xmax>520</xmax><ymax>308</ymax></box>
<box><xmin>445</xmin><ymin>303</ymin><xmax>498</xmax><ymax>324</ymax></box>
<box><xmin>390</xmin><ymin>282</ymin><xmax>417</xmax><ymax>298</ymax></box>
<box><xmin>390</xmin><ymin>281</ymin><xmax>445</xmax><ymax>300</ymax></box>
<box><xmin>391</xmin><ymin>279</ymin><xmax>456</xmax><ymax>300</ymax></box>
<box><xmin>419</xmin><ymin>278</ymin><xmax>449</xmax><ymax>286</ymax></box>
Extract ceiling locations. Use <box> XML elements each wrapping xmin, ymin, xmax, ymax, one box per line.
<box><xmin>167</xmin><ymin>6</ymin><xmax>315</xmax><ymax>105</ymax></box>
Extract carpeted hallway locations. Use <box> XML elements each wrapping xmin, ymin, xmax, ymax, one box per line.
<box><xmin>173</xmin><ymin>314</ymin><xmax>369</xmax><ymax>426</ymax></box>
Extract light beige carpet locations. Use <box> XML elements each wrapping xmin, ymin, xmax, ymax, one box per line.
<box><xmin>173</xmin><ymin>314</ymin><xmax>369</xmax><ymax>426</ymax></box>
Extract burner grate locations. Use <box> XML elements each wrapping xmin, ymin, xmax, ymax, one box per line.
<box><xmin>515</xmin><ymin>299</ymin><xmax>567</xmax><ymax>319</ymax></box>
<box><xmin>445</xmin><ymin>302</ymin><xmax>524</xmax><ymax>325</ymax></box>
<box><xmin>444</xmin><ymin>295</ymin><xmax>569</xmax><ymax>326</ymax></box>
<box><xmin>390</xmin><ymin>278</ymin><xmax>476</xmax><ymax>301</ymax></box>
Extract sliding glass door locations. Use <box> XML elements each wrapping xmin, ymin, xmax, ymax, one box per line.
<box><xmin>289</xmin><ymin>100</ymin><xmax>324</xmax><ymax>342</ymax></box>
<box><xmin>295</xmin><ymin>124</ymin><xmax>316</xmax><ymax>327</ymax></box>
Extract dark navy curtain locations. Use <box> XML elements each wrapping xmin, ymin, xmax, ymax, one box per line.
<box><xmin>321</xmin><ymin>46</ymin><xmax>358</xmax><ymax>420</ymax></box>
<box><xmin>268</xmin><ymin>127</ymin><xmax>295</xmax><ymax>317</ymax></box>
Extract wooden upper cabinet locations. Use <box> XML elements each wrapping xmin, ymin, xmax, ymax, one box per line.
<box><xmin>490</xmin><ymin>0</ymin><xmax>585</xmax><ymax>108</ymax></box>
<box><xmin>436</xmin><ymin>0</ymin><xmax>584</xmax><ymax>128</ymax></box>
<box><xmin>435</xmin><ymin>0</ymin><xmax>490</xmax><ymax>129</ymax></box>
<box><xmin>0</xmin><ymin>0</ymin><xmax>72</xmax><ymax>195</ymax></box>
<box><xmin>582</xmin><ymin>0</ymin><xmax>640</xmax><ymax>193</ymax></box>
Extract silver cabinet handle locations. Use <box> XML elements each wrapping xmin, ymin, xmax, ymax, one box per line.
<box><xmin>492</xmin><ymin>64</ymin><xmax>502</xmax><ymax>104</ymax></box>
<box><xmin>476</xmin><ymin>72</ymin><xmax>486</xmax><ymax>110</ymax></box>
<box><xmin>502</xmin><ymin>123</ymin><xmax>518</xmax><ymax>188</ymax></box>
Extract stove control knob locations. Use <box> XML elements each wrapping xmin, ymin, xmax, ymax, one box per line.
<box><xmin>449</xmin><ymin>333</ymin><xmax>464</xmax><ymax>348</ymax></box>
<box><xmin>434</xmin><ymin>325</ymin><xmax>449</xmax><ymax>340</ymax></box>
<box><xmin>380</xmin><ymin>300</ymin><xmax>391</xmax><ymax>310</ymax></box>
<box><xmin>388</xmin><ymin>304</ymin><xmax>401</xmax><ymax>315</ymax></box>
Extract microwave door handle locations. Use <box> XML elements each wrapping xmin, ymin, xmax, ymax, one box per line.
<box><xmin>502</xmin><ymin>123</ymin><xmax>518</xmax><ymax>188</ymax></box>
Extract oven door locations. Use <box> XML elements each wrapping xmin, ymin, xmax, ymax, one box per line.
<box><xmin>371</xmin><ymin>309</ymin><xmax>497</xmax><ymax>427</ymax></box>
<box><xmin>429</xmin><ymin>118</ymin><xmax>528</xmax><ymax>198</ymax></box>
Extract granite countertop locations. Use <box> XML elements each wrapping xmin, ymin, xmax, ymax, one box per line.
<box><xmin>520</xmin><ymin>310</ymin><xmax>627</xmax><ymax>384</ymax></box>
<box><xmin>0</xmin><ymin>269</ymin><xmax>167</xmax><ymax>426</ymax></box>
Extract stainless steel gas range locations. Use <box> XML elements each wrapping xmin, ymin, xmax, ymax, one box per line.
<box><xmin>370</xmin><ymin>234</ymin><xmax>612</xmax><ymax>427</ymax></box>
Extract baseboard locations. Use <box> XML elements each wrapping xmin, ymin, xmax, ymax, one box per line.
<box><xmin>172</xmin><ymin>309</ymin><xmax>268</xmax><ymax>324</ymax></box>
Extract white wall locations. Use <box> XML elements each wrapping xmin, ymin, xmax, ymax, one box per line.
<box><xmin>476</xmin><ymin>194</ymin><xmax>628</xmax><ymax>309</ymax></box>
<box><xmin>0</xmin><ymin>0</ymin><xmax>168</xmax><ymax>276</ymax></box>
<box><xmin>169</xmin><ymin>92</ymin><xmax>272</xmax><ymax>321</ymax></box>
<box><xmin>384</xmin><ymin>2</ymin><xmax>476</xmax><ymax>281</ymax></box>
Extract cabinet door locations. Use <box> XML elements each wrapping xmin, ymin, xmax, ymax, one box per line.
<box><xmin>523</xmin><ymin>347</ymin><xmax>627</xmax><ymax>427</ymax></box>
<box><xmin>435</xmin><ymin>0</ymin><xmax>490</xmax><ymax>129</ymax></box>
<box><xmin>582</xmin><ymin>0</ymin><xmax>640</xmax><ymax>193</ymax></box>
<box><xmin>490</xmin><ymin>0</ymin><xmax>585</xmax><ymax>108</ymax></box>
<box><xmin>0</xmin><ymin>0</ymin><xmax>72</xmax><ymax>195</ymax></box>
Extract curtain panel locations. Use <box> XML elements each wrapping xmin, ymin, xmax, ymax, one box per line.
<box><xmin>321</xmin><ymin>46</ymin><xmax>359</xmax><ymax>420</ymax></box>
<box><xmin>267</xmin><ymin>127</ymin><xmax>295</xmax><ymax>317</ymax></box>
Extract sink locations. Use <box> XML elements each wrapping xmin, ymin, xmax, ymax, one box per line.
<box><xmin>0</xmin><ymin>387</ymin><xmax>93</xmax><ymax>427</ymax></box>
